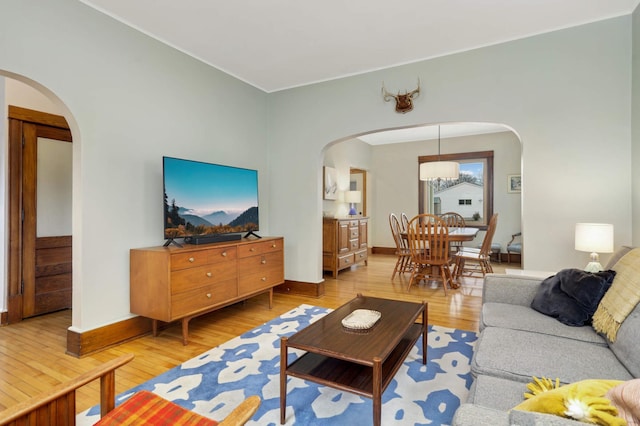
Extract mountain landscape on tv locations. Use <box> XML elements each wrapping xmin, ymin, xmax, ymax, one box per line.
<box><xmin>165</xmin><ymin>199</ymin><xmax>258</xmax><ymax>238</ymax></box>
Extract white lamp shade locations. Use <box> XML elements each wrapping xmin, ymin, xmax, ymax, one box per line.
<box><xmin>344</xmin><ymin>190</ymin><xmax>361</xmax><ymax>203</ymax></box>
<box><xmin>575</xmin><ymin>223</ymin><xmax>614</xmax><ymax>253</ymax></box>
<box><xmin>419</xmin><ymin>161</ymin><xmax>460</xmax><ymax>181</ymax></box>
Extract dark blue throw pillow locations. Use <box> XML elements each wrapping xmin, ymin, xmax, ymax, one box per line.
<box><xmin>530</xmin><ymin>268</ymin><xmax>616</xmax><ymax>326</ymax></box>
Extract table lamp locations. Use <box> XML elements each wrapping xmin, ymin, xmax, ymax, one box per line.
<box><xmin>345</xmin><ymin>190</ymin><xmax>361</xmax><ymax>216</ymax></box>
<box><xmin>574</xmin><ymin>223</ymin><xmax>614</xmax><ymax>272</ymax></box>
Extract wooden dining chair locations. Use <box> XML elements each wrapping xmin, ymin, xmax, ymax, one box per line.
<box><xmin>400</xmin><ymin>212</ymin><xmax>410</xmax><ymax>233</ymax></box>
<box><xmin>406</xmin><ymin>214</ymin><xmax>453</xmax><ymax>294</ymax></box>
<box><xmin>439</xmin><ymin>212</ymin><xmax>466</xmax><ymax>253</ymax></box>
<box><xmin>453</xmin><ymin>213</ymin><xmax>498</xmax><ymax>281</ymax></box>
<box><xmin>389</xmin><ymin>213</ymin><xmax>412</xmax><ymax>279</ymax></box>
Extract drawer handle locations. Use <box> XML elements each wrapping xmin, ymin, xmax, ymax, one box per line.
<box><xmin>222</xmin><ymin>251</ymin><xmax>227</xmax><ymax>257</ymax></box>
<box><xmin>188</xmin><ymin>257</ymin><xmax>195</xmax><ymax>263</ymax></box>
<box><xmin>206</xmin><ymin>293</ymin><xmax>212</xmax><ymax>298</ymax></box>
<box><xmin>345</xmin><ymin>258</ymin><xmax>350</xmax><ymax>263</ymax></box>
<box><xmin>250</xmin><ymin>248</ymin><xmax>256</xmax><ymax>252</ymax></box>
<box><xmin>271</xmin><ymin>244</ymin><xmax>276</xmax><ymax>248</ymax></box>
<box><xmin>261</xmin><ymin>277</ymin><xmax>267</xmax><ymax>281</ymax></box>
<box><xmin>206</xmin><ymin>272</ymin><xmax>212</xmax><ymax>278</ymax></box>
<box><xmin>261</xmin><ymin>259</ymin><xmax>267</xmax><ymax>264</ymax></box>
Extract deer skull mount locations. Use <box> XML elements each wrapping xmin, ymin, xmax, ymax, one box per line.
<box><xmin>382</xmin><ymin>79</ymin><xmax>420</xmax><ymax>114</ymax></box>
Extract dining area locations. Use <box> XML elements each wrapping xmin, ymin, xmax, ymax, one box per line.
<box><xmin>389</xmin><ymin>212</ymin><xmax>498</xmax><ymax>295</ymax></box>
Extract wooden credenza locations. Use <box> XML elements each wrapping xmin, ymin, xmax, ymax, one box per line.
<box><xmin>130</xmin><ymin>236</ymin><xmax>284</xmax><ymax>344</ymax></box>
<box><xmin>322</xmin><ymin>217</ymin><xmax>368</xmax><ymax>277</ymax></box>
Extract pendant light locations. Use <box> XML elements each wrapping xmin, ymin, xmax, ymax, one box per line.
<box><xmin>419</xmin><ymin>125</ymin><xmax>460</xmax><ymax>181</ymax></box>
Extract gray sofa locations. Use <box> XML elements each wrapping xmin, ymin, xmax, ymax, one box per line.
<box><xmin>453</xmin><ymin>247</ymin><xmax>640</xmax><ymax>425</ymax></box>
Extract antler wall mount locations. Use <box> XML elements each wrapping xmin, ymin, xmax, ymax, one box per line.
<box><xmin>382</xmin><ymin>79</ymin><xmax>420</xmax><ymax>113</ymax></box>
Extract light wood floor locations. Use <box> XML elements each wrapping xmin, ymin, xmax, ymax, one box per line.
<box><xmin>0</xmin><ymin>253</ymin><xmax>515</xmax><ymax>415</ymax></box>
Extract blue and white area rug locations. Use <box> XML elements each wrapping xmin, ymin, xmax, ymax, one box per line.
<box><xmin>78</xmin><ymin>304</ymin><xmax>476</xmax><ymax>425</ymax></box>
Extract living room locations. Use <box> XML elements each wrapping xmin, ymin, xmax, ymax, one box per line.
<box><xmin>3</xmin><ymin>0</ymin><xmax>637</xmax><ymax>339</ymax></box>
<box><xmin>1</xmin><ymin>0</ymin><xmax>639</xmax><ymax>423</ymax></box>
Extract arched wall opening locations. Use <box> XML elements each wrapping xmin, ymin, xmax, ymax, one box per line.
<box><xmin>1</xmin><ymin>71</ymin><xmax>82</xmax><ymax>328</ymax></box>
<box><xmin>320</xmin><ymin>121</ymin><xmax>523</xmax><ymax>269</ymax></box>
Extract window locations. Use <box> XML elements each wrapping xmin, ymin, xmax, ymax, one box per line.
<box><xmin>419</xmin><ymin>151</ymin><xmax>494</xmax><ymax>229</ymax></box>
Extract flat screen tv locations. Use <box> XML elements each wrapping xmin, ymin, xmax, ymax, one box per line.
<box><xmin>163</xmin><ymin>156</ymin><xmax>259</xmax><ymax>244</ymax></box>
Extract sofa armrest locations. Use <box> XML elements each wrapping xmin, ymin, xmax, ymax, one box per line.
<box><xmin>482</xmin><ymin>274</ymin><xmax>545</xmax><ymax>306</ymax></box>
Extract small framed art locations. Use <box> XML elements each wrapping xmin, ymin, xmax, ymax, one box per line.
<box><xmin>508</xmin><ymin>174</ymin><xmax>521</xmax><ymax>193</ymax></box>
<box><xmin>323</xmin><ymin>166</ymin><xmax>338</xmax><ymax>200</ymax></box>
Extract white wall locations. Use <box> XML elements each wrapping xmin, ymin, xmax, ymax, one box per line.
<box><xmin>268</xmin><ymin>16</ymin><xmax>632</xmax><ymax>283</ymax></box>
<box><xmin>1</xmin><ymin>0</ymin><xmax>268</xmax><ymax>332</ymax></box>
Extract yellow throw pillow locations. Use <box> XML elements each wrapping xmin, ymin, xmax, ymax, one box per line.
<box><xmin>512</xmin><ymin>377</ymin><xmax>626</xmax><ymax>426</ymax></box>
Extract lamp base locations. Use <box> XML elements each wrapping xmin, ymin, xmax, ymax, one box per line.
<box><xmin>584</xmin><ymin>261</ymin><xmax>603</xmax><ymax>273</ymax></box>
<box><xmin>348</xmin><ymin>205</ymin><xmax>358</xmax><ymax>216</ymax></box>
<box><xmin>583</xmin><ymin>252</ymin><xmax>603</xmax><ymax>272</ymax></box>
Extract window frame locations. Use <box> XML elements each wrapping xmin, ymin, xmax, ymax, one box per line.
<box><xmin>418</xmin><ymin>150</ymin><xmax>494</xmax><ymax>230</ymax></box>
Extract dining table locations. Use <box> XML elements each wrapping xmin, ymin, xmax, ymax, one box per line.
<box><xmin>400</xmin><ymin>226</ymin><xmax>479</xmax><ymax>243</ymax></box>
<box><xmin>448</xmin><ymin>227</ymin><xmax>480</xmax><ymax>242</ymax></box>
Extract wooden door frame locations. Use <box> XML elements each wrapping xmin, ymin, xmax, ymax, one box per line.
<box><xmin>7</xmin><ymin>106</ymin><xmax>72</xmax><ymax>323</ymax></box>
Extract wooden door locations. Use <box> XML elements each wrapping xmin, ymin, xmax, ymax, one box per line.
<box><xmin>8</xmin><ymin>106</ymin><xmax>72</xmax><ymax>321</ymax></box>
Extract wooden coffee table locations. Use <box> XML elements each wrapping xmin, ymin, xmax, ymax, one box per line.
<box><xmin>279</xmin><ymin>294</ymin><xmax>428</xmax><ymax>426</ymax></box>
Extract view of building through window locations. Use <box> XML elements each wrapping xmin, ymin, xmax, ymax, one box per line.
<box><xmin>419</xmin><ymin>151</ymin><xmax>493</xmax><ymax>229</ymax></box>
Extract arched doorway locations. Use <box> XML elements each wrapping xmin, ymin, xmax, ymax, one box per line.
<box><xmin>322</xmin><ymin>122</ymin><xmax>522</xmax><ymax>264</ymax></box>
<box><xmin>2</xmin><ymin>75</ymin><xmax>76</xmax><ymax>324</ymax></box>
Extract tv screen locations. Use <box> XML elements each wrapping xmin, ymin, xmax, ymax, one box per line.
<box><xmin>163</xmin><ymin>156</ymin><xmax>259</xmax><ymax>241</ymax></box>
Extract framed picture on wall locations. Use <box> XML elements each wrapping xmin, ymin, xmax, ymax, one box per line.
<box><xmin>508</xmin><ymin>174</ymin><xmax>521</xmax><ymax>193</ymax></box>
<box><xmin>323</xmin><ymin>166</ymin><xmax>338</xmax><ymax>200</ymax></box>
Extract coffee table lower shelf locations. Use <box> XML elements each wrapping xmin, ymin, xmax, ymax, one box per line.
<box><xmin>285</xmin><ymin>323</ymin><xmax>422</xmax><ymax>397</ymax></box>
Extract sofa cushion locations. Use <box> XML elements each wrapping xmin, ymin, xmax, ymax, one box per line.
<box><xmin>592</xmin><ymin>248</ymin><xmax>640</xmax><ymax>341</ymax></box>
<box><xmin>604</xmin><ymin>245</ymin><xmax>634</xmax><ymax>270</ymax></box>
<box><xmin>481</xmin><ymin>303</ymin><xmax>607</xmax><ymax>346</ymax></box>
<box><xmin>467</xmin><ymin>374</ymin><xmax>527</xmax><ymax>411</ymax></box>
<box><xmin>609</xmin><ymin>305</ymin><xmax>640</xmax><ymax>377</ymax></box>
<box><xmin>530</xmin><ymin>269</ymin><xmax>615</xmax><ymax>326</ymax></box>
<box><xmin>471</xmin><ymin>327</ymin><xmax>633</xmax><ymax>384</ymax></box>
<box><xmin>452</xmin><ymin>404</ymin><xmax>510</xmax><ymax>426</ymax></box>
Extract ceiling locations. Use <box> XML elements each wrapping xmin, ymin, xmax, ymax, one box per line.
<box><xmin>79</xmin><ymin>0</ymin><xmax>640</xmax><ymax>93</ymax></box>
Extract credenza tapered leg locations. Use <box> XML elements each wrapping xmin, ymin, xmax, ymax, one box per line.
<box><xmin>181</xmin><ymin>318</ymin><xmax>190</xmax><ymax>345</ymax></box>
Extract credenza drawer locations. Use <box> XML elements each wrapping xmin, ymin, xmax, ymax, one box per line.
<box><xmin>170</xmin><ymin>246</ymin><xmax>236</xmax><ymax>271</ymax></box>
<box><xmin>171</xmin><ymin>251</ymin><xmax>210</xmax><ymax>270</ymax></box>
<box><xmin>355</xmin><ymin>248</ymin><xmax>368</xmax><ymax>263</ymax></box>
<box><xmin>171</xmin><ymin>262</ymin><xmax>236</xmax><ymax>293</ymax></box>
<box><xmin>337</xmin><ymin>253</ymin><xmax>355</xmax><ymax>269</ymax></box>
<box><xmin>237</xmin><ymin>251</ymin><xmax>283</xmax><ymax>272</ymax></box>
<box><xmin>238</xmin><ymin>268</ymin><xmax>284</xmax><ymax>295</ymax></box>
<box><xmin>171</xmin><ymin>279</ymin><xmax>238</xmax><ymax>318</ymax></box>
<box><xmin>237</xmin><ymin>238</ymin><xmax>283</xmax><ymax>258</ymax></box>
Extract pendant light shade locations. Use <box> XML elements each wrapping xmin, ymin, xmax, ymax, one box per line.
<box><xmin>419</xmin><ymin>161</ymin><xmax>460</xmax><ymax>180</ymax></box>
<box><xmin>419</xmin><ymin>125</ymin><xmax>460</xmax><ymax>181</ymax></box>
